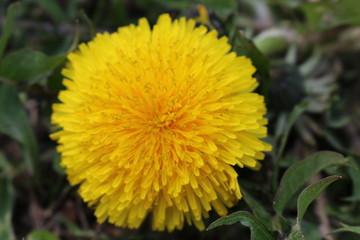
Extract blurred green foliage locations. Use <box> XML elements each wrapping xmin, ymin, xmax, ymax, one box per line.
<box><xmin>1</xmin><ymin>0</ymin><xmax>360</xmax><ymax>239</ymax></box>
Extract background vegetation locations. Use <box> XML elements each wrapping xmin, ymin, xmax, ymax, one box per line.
<box><xmin>1</xmin><ymin>0</ymin><xmax>360</xmax><ymax>239</ymax></box>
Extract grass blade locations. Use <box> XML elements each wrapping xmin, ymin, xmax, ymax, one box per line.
<box><xmin>0</xmin><ymin>154</ymin><xmax>15</xmax><ymax>240</ymax></box>
<box><xmin>0</xmin><ymin>2</ymin><xmax>19</xmax><ymax>59</ymax></box>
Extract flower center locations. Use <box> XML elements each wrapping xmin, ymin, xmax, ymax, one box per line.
<box><xmin>155</xmin><ymin>112</ymin><xmax>176</xmax><ymax>128</ymax></box>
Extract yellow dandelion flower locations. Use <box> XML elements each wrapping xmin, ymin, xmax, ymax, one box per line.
<box><xmin>51</xmin><ymin>14</ymin><xmax>271</xmax><ymax>231</ymax></box>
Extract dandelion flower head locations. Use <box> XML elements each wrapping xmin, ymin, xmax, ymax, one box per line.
<box><xmin>51</xmin><ymin>14</ymin><xmax>271</xmax><ymax>231</ymax></box>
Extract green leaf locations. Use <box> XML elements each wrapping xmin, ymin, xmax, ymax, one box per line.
<box><xmin>331</xmin><ymin>0</ymin><xmax>360</xmax><ymax>25</ymax></box>
<box><xmin>0</xmin><ymin>85</ymin><xmax>40</xmax><ymax>182</ymax></box>
<box><xmin>291</xmin><ymin>175</ymin><xmax>340</xmax><ymax>240</ymax></box>
<box><xmin>28</xmin><ymin>0</ymin><xmax>65</xmax><ymax>23</ymax></box>
<box><xmin>330</xmin><ymin>223</ymin><xmax>360</xmax><ymax>235</ymax></box>
<box><xmin>67</xmin><ymin>21</ymin><xmax>80</xmax><ymax>53</ymax></box>
<box><xmin>345</xmin><ymin>157</ymin><xmax>360</xmax><ymax>201</ymax></box>
<box><xmin>0</xmin><ymin>2</ymin><xmax>19</xmax><ymax>59</ymax></box>
<box><xmin>80</xmin><ymin>10</ymin><xmax>96</xmax><ymax>38</ymax></box>
<box><xmin>299</xmin><ymin>48</ymin><xmax>322</xmax><ymax>77</ymax></box>
<box><xmin>27</xmin><ymin>230</ymin><xmax>60</xmax><ymax>240</ymax></box>
<box><xmin>241</xmin><ymin>189</ymin><xmax>273</xmax><ymax>231</ymax></box>
<box><xmin>0</xmin><ymin>49</ymin><xmax>66</xmax><ymax>83</ymax></box>
<box><xmin>273</xmin><ymin>151</ymin><xmax>347</xmax><ymax>215</ymax></box>
<box><xmin>327</xmin><ymin>204</ymin><xmax>360</xmax><ymax>226</ymax></box>
<box><xmin>271</xmin><ymin>215</ymin><xmax>291</xmax><ymax>233</ymax></box>
<box><xmin>297</xmin><ymin>175</ymin><xmax>341</xmax><ymax>223</ymax></box>
<box><xmin>233</xmin><ymin>33</ymin><xmax>271</xmax><ymax>98</ymax></box>
<box><xmin>109</xmin><ymin>0</ymin><xmax>128</xmax><ymax>26</ymax></box>
<box><xmin>197</xmin><ymin>0</ymin><xmax>237</xmax><ymax>11</ymax></box>
<box><xmin>52</xmin><ymin>152</ymin><xmax>65</xmax><ymax>176</ymax></box>
<box><xmin>300</xmin><ymin>0</ymin><xmax>360</xmax><ymax>31</ymax></box>
<box><xmin>300</xmin><ymin>220</ymin><xmax>323</xmax><ymax>240</ymax></box>
<box><xmin>322</xmin><ymin>128</ymin><xmax>349</xmax><ymax>154</ymax></box>
<box><xmin>255</xmin><ymin>37</ymin><xmax>289</xmax><ymax>56</ymax></box>
<box><xmin>288</xmin><ymin>224</ymin><xmax>305</xmax><ymax>240</ymax></box>
<box><xmin>54</xmin><ymin>215</ymin><xmax>103</xmax><ymax>238</ymax></box>
<box><xmin>0</xmin><ymin>152</ymin><xmax>12</xmax><ymax>172</ymax></box>
<box><xmin>207</xmin><ymin>211</ymin><xmax>275</xmax><ymax>240</ymax></box>
<box><xmin>276</xmin><ymin>101</ymin><xmax>308</xmax><ymax>159</ymax></box>
<box><xmin>151</xmin><ymin>0</ymin><xmax>192</xmax><ymax>11</ymax></box>
<box><xmin>325</xmin><ymin>111</ymin><xmax>354</xmax><ymax>129</ymax></box>
<box><xmin>0</xmin><ymin>160</ymin><xmax>15</xmax><ymax>240</ymax></box>
<box><xmin>300</xmin><ymin>2</ymin><xmax>331</xmax><ymax>31</ymax></box>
